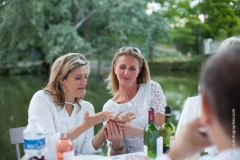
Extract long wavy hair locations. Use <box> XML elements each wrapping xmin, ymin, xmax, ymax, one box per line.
<box><xmin>106</xmin><ymin>47</ymin><xmax>151</xmax><ymax>95</ymax></box>
<box><xmin>44</xmin><ymin>53</ymin><xmax>90</xmax><ymax>110</ymax></box>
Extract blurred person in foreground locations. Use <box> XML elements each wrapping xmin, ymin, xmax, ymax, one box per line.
<box><xmin>176</xmin><ymin>37</ymin><xmax>240</xmax><ymax>159</ymax></box>
<box><xmin>27</xmin><ymin>53</ymin><xmax>132</xmax><ymax>159</ymax></box>
<box><xmin>103</xmin><ymin>47</ymin><xmax>166</xmax><ymax>155</ymax></box>
<box><xmin>157</xmin><ymin>46</ymin><xmax>240</xmax><ymax>160</ymax></box>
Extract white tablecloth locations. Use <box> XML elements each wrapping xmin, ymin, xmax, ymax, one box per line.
<box><xmin>74</xmin><ymin>152</ymin><xmax>149</xmax><ymax>160</ymax></box>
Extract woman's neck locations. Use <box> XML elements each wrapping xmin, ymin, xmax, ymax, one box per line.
<box><xmin>64</xmin><ymin>95</ymin><xmax>75</xmax><ymax>104</ymax></box>
<box><xmin>114</xmin><ymin>83</ymin><xmax>139</xmax><ymax>103</ymax></box>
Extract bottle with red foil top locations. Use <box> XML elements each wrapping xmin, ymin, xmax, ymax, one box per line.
<box><xmin>144</xmin><ymin>107</ymin><xmax>163</xmax><ymax>158</ymax></box>
<box><xmin>56</xmin><ymin>118</ymin><xmax>74</xmax><ymax>160</ymax></box>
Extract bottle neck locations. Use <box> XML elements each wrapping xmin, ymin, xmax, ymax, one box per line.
<box><xmin>60</xmin><ymin>133</ymin><xmax>68</xmax><ymax>139</ymax></box>
<box><xmin>165</xmin><ymin>116</ymin><xmax>171</xmax><ymax>123</ymax></box>
<box><xmin>60</xmin><ymin>119</ymin><xmax>69</xmax><ymax>139</ymax></box>
<box><xmin>148</xmin><ymin>109</ymin><xmax>155</xmax><ymax>123</ymax></box>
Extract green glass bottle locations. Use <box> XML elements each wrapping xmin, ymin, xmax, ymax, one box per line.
<box><xmin>160</xmin><ymin>105</ymin><xmax>176</xmax><ymax>153</ymax></box>
<box><xmin>144</xmin><ymin>107</ymin><xmax>162</xmax><ymax>158</ymax></box>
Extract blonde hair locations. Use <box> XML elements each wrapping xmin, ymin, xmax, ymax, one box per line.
<box><xmin>107</xmin><ymin>48</ymin><xmax>151</xmax><ymax>95</ymax></box>
<box><xmin>44</xmin><ymin>53</ymin><xmax>90</xmax><ymax>109</ymax></box>
<box><xmin>218</xmin><ymin>37</ymin><xmax>240</xmax><ymax>52</ymax></box>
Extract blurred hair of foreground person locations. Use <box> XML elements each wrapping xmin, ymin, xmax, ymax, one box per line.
<box><xmin>157</xmin><ymin>47</ymin><xmax>240</xmax><ymax>160</ymax></box>
<box><xmin>26</xmin><ymin>53</ymin><xmax>128</xmax><ymax>159</ymax></box>
<box><xmin>102</xmin><ymin>47</ymin><xmax>167</xmax><ymax>155</ymax></box>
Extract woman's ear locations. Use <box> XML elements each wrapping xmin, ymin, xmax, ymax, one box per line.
<box><xmin>59</xmin><ymin>78</ymin><xmax>64</xmax><ymax>85</ymax></box>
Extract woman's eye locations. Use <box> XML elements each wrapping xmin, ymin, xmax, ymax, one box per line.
<box><xmin>120</xmin><ymin>66</ymin><xmax>125</xmax><ymax>69</ymax></box>
<box><xmin>75</xmin><ymin>78</ymin><xmax>80</xmax><ymax>80</ymax></box>
<box><xmin>85</xmin><ymin>76</ymin><xmax>88</xmax><ymax>79</ymax></box>
<box><xmin>130</xmin><ymin>68</ymin><xmax>136</xmax><ymax>70</ymax></box>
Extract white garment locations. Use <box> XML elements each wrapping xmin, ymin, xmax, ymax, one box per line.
<box><xmin>28</xmin><ymin>90</ymin><xmax>101</xmax><ymax>160</ymax></box>
<box><xmin>213</xmin><ymin>148</ymin><xmax>240</xmax><ymax>160</ymax></box>
<box><xmin>176</xmin><ymin>95</ymin><xmax>216</xmax><ymax>156</ymax></box>
<box><xmin>156</xmin><ymin>147</ymin><xmax>240</xmax><ymax>160</ymax></box>
<box><xmin>176</xmin><ymin>95</ymin><xmax>202</xmax><ymax>137</ymax></box>
<box><xmin>103</xmin><ymin>80</ymin><xmax>166</xmax><ymax>153</ymax></box>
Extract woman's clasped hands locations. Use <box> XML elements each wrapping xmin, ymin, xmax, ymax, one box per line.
<box><xmin>103</xmin><ymin>111</ymin><xmax>136</xmax><ymax>151</ymax></box>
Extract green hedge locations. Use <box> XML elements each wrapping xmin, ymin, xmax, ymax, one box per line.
<box><xmin>148</xmin><ymin>57</ymin><xmax>206</xmax><ymax>72</ymax></box>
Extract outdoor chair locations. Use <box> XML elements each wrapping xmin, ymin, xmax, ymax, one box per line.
<box><xmin>9</xmin><ymin>127</ymin><xmax>26</xmax><ymax>160</ymax></box>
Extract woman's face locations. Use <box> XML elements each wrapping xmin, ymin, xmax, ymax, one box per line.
<box><xmin>114</xmin><ymin>55</ymin><xmax>141</xmax><ymax>87</ymax></box>
<box><xmin>61</xmin><ymin>66</ymin><xmax>88</xmax><ymax>100</ymax></box>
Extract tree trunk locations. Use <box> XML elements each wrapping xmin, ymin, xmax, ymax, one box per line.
<box><xmin>97</xmin><ymin>54</ymin><xmax>101</xmax><ymax>78</ymax></box>
<box><xmin>83</xmin><ymin>19</ymin><xmax>89</xmax><ymax>42</ymax></box>
<box><xmin>149</xmin><ymin>45</ymin><xmax>153</xmax><ymax>60</ymax></box>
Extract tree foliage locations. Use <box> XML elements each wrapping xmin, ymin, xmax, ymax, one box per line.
<box><xmin>1</xmin><ymin>0</ymin><xmax>238</xmax><ymax>71</ymax></box>
<box><xmin>159</xmin><ymin>0</ymin><xmax>240</xmax><ymax>54</ymax></box>
<box><xmin>0</xmin><ymin>0</ymin><xmax>169</xmax><ymax>74</ymax></box>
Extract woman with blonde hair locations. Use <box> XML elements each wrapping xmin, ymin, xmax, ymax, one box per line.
<box><xmin>28</xmin><ymin>53</ymin><xmax>125</xmax><ymax>159</ymax></box>
<box><xmin>103</xmin><ymin>47</ymin><xmax>166</xmax><ymax>155</ymax></box>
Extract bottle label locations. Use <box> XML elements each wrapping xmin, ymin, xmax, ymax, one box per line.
<box><xmin>144</xmin><ymin>145</ymin><xmax>148</xmax><ymax>156</ymax></box>
<box><xmin>157</xmin><ymin>136</ymin><xmax>163</xmax><ymax>156</ymax></box>
<box><xmin>24</xmin><ymin>138</ymin><xmax>46</xmax><ymax>150</ymax></box>
<box><xmin>63</xmin><ymin>150</ymin><xmax>74</xmax><ymax>160</ymax></box>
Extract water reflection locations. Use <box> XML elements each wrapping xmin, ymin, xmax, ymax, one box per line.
<box><xmin>0</xmin><ymin>72</ymin><xmax>199</xmax><ymax>159</ymax></box>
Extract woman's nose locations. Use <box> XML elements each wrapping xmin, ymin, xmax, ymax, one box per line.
<box><xmin>82</xmin><ymin>78</ymin><xmax>87</xmax><ymax>85</ymax></box>
<box><xmin>124</xmin><ymin>70</ymin><xmax>130</xmax><ymax>75</ymax></box>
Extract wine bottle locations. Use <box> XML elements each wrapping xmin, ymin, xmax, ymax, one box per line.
<box><xmin>56</xmin><ymin>118</ymin><xmax>74</xmax><ymax>160</ymax></box>
<box><xmin>144</xmin><ymin>107</ymin><xmax>163</xmax><ymax>158</ymax></box>
<box><xmin>160</xmin><ymin>105</ymin><xmax>176</xmax><ymax>153</ymax></box>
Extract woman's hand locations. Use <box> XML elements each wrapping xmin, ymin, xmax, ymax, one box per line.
<box><xmin>104</xmin><ymin>120</ymin><xmax>124</xmax><ymax>152</ymax></box>
<box><xmin>83</xmin><ymin>111</ymin><xmax>113</xmax><ymax>127</ymax></box>
<box><xmin>116</xmin><ymin>123</ymin><xmax>144</xmax><ymax>137</ymax></box>
<box><xmin>112</xmin><ymin>111</ymin><xmax>136</xmax><ymax>123</ymax></box>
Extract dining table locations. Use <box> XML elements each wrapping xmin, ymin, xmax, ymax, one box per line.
<box><xmin>74</xmin><ymin>152</ymin><xmax>152</xmax><ymax>160</ymax></box>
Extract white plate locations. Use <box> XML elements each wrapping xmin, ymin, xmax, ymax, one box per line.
<box><xmin>74</xmin><ymin>155</ymin><xmax>112</xmax><ymax>160</ymax></box>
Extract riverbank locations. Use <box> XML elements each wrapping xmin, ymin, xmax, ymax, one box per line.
<box><xmin>148</xmin><ymin>55</ymin><xmax>206</xmax><ymax>72</ymax></box>
<box><xmin>0</xmin><ymin>55</ymin><xmax>207</xmax><ymax>75</ymax></box>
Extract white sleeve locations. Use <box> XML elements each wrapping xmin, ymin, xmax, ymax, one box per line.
<box><xmin>102</xmin><ymin>102</ymin><xmax>112</xmax><ymax>146</ymax></box>
<box><xmin>150</xmin><ymin>81</ymin><xmax>166</xmax><ymax>114</ymax></box>
<box><xmin>28</xmin><ymin>92</ymin><xmax>60</xmax><ymax>158</ymax></box>
<box><xmin>80</xmin><ymin>103</ymin><xmax>102</xmax><ymax>154</ymax></box>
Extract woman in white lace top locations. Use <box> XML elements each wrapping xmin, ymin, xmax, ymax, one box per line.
<box><xmin>103</xmin><ymin>47</ymin><xmax>166</xmax><ymax>155</ymax></box>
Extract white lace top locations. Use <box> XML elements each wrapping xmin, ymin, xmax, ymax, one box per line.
<box><xmin>103</xmin><ymin>80</ymin><xmax>166</xmax><ymax>153</ymax></box>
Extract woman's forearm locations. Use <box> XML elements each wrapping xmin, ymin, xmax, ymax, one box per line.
<box><xmin>155</xmin><ymin>113</ymin><xmax>165</xmax><ymax>127</ymax></box>
<box><xmin>92</xmin><ymin>128</ymin><xmax>105</xmax><ymax>150</ymax></box>
<box><xmin>135</xmin><ymin>127</ymin><xmax>144</xmax><ymax>137</ymax></box>
<box><xmin>67</xmin><ymin>122</ymin><xmax>90</xmax><ymax>141</ymax></box>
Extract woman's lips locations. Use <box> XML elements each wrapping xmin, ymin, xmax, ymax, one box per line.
<box><xmin>122</xmin><ymin>77</ymin><xmax>130</xmax><ymax>80</ymax></box>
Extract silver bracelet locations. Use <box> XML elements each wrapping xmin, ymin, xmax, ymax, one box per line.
<box><xmin>111</xmin><ymin>144</ymin><xmax>124</xmax><ymax>153</ymax></box>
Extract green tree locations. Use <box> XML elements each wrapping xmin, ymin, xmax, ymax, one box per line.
<box><xmin>0</xmin><ymin>0</ymin><xmax>169</xmax><ymax>74</ymax></box>
<box><xmin>160</xmin><ymin>0</ymin><xmax>240</xmax><ymax>54</ymax></box>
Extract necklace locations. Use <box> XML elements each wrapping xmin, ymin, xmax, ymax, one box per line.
<box><xmin>127</xmin><ymin>101</ymin><xmax>133</xmax><ymax>107</ymax></box>
<box><xmin>64</xmin><ymin>102</ymin><xmax>75</xmax><ymax>105</ymax></box>
<box><xmin>64</xmin><ymin>102</ymin><xmax>79</xmax><ymax>155</ymax></box>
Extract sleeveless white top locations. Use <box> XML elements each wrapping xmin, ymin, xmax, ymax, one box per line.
<box><xmin>103</xmin><ymin>80</ymin><xmax>166</xmax><ymax>153</ymax></box>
